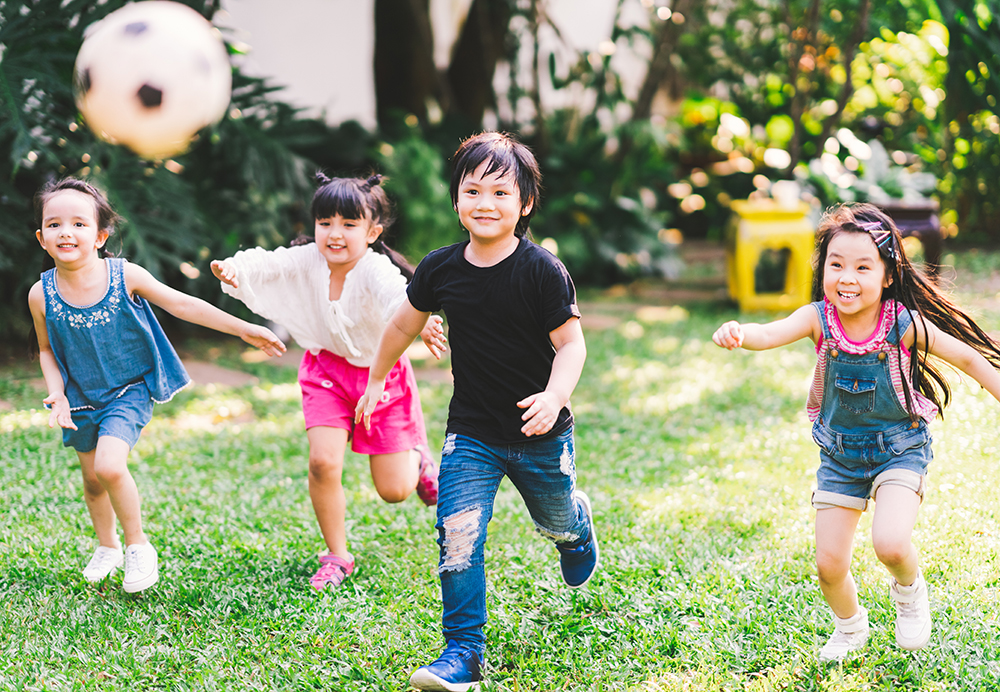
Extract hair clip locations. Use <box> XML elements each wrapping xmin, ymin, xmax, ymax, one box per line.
<box><xmin>858</xmin><ymin>220</ymin><xmax>897</xmax><ymax>261</ymax></box>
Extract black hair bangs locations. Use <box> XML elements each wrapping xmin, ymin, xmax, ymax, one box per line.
<box><xmin>311</xmin><ymin>179</ymin><xmax>371</xmax><ymax>222</ymax></box>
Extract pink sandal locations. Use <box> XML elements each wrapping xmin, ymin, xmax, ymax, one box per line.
<box><xmin>415</xmin><ymin>444</ymin><xmax>439</xmax><ymax>506</ymax></box>
<box><xmin>310</xmin><ymin>552</ymin><xmax>355</xmax><ymax>591</ymax></box>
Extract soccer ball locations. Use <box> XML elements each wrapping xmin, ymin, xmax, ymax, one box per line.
<box><xmin>74</xmin><ymin>1</ymin><xmax>232</xmax><ymax>159</ymax></box>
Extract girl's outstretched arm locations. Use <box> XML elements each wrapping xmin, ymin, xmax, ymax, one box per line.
<box><xmin>518</xmin><ymin>316</ymin><xmax>586</xmax><ymax>437</ymax></box>
<box><xmin>713</xmin><ymin>303</ymin><xmax>820</xmax><ymax>351</ymax></box>
<box><xmin>356</xmin><ymin>299</ymin><xmax>430</xmax><ymax>430</ymax></box>
<box><xmin>27</xmin><ymin>282</ymin><xmax>77</xmax><ymax>430</ymax></box>
<box><xmin>123</xmin><ymin>263</ymin><xmax>286</xmax><ymax>357</ymax></box>
<box><xmin>911</xmin><ymin>319</ymin><xmax>1000</xmax><ymax>403</ymax></box>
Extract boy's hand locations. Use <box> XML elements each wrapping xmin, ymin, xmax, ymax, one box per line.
<box><xmin>517</xmin><ymin>391</ymin><xmax>562</xmax><ymax>437</ymax></box>
<box><xmin>419</xmin><ymin>315</ymin><xmax>447</xmax><ymax>360</ymax></box>
<box><xmin>713</xmin><ymin>321</ymin><xmax>745</xmax><ymax>350</ymax></box>
<box><xmin>211</xmin><ymin>260</ymin><xmax>239</xmax><ymax>288</ymax></box>
<box><xmin>240</xmin><ymin>324</ymin><xmax>287</xmax><ymax>357</ymax></box>
<box><xmin>43</xmin><ymin>393</ymin><xmax>78</xmax><ymax>430</ymax></box>
<box><xmin>355</xmin><ymin>378</ymin><xmax>386</xmax><ymax>431</ymax></box>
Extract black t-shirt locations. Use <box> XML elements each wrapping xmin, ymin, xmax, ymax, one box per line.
<box><xmin>407</xmin><ymin>238</ymin><xmax>581</xmax><ymax>444</ymax></box>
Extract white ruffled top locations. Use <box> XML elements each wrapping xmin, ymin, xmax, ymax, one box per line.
<box><xmin>220</xmin><ymin>244</ymin><xmax>407</xmax><ymax>367</ymax></box>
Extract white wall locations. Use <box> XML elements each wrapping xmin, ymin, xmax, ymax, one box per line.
<box><xmin>217</xmin><ymin>0</ymin><xmax>637</xmax><ymax>128</ymax></box>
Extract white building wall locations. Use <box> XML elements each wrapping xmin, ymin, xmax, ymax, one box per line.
<box><xmin>217</xmin><ymin>0</ymin><xmax>645</xmax><ymax>128</ymax></box>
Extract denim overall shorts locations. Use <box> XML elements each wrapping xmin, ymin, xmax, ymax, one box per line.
<box><xmin>810</xmin><ymin>302</ymin><xmax>932</xmax><ymax>511</ymax></box>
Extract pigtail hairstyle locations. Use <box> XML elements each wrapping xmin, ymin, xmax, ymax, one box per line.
<box><xmin>301</xmin><ymin>171</ymin><xmax>414</xmax><ymax>280</ymax></box>
<box><xmin>449</xmin><ymin>131</ymin><xmax>542</xmax><ymax>239</ymax></box>
<box><xmin>30</xmin><ymin>177</ymin><xmax>123</xmax><ymax>355</ymax></box>
<box><xmin>812</xmin><ymin>202</ymin><xmax>1000</xmax><ymax>419</ymax></box>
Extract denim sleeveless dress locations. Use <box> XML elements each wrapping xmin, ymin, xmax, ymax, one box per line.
<box><xmin>42</xmin><ymin>258</ymin><xmax>191</xmax><ymax>412</ymax></box>
<box><xmin>809</xmin><ymin>299</ymin><xmax>933</xmax><ymax>510</ymax></box>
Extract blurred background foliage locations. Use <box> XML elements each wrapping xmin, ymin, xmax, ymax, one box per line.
<box><xmin>2</xmin><ymin>0</ymin><xmax>1000</xmax><ymax>341</ymax></box>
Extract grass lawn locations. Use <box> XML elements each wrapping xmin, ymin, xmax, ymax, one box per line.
<box><xmin>2</xmin><ymin>249</ymin><xmax>999</xmax><ymax>691</ymax></box>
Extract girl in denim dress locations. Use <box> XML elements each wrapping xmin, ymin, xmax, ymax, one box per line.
<box><xmin>28</xmin><ymin>178</ymin><xmax>285</xmax><ymax>593</ymax></box>
<box><xmin>713</xmin><ymin>203</ymin><xmax>1000</xmax><ymax>662</ymax></box>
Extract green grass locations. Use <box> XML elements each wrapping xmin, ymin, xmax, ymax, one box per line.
<box><xmin>2</xmin><ymin>251</ymin><xmax>1000</xmax><ymax>691</ymax></box>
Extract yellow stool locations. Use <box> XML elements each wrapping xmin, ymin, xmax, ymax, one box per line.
<box><xmin>726</xmin><ymin>200</ymin><xmax>815</xmax><ymax>312</ymax></box>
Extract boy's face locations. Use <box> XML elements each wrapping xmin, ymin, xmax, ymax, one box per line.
<box><xmin>455</xmin><ymin>161</ymin><xmax>532</xmax><ymax>246</ymax></box>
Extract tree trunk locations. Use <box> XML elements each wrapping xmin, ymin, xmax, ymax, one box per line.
<box><xmin>374</xmin><ymin>0</ymin><xmax>438</xmax><ymax>128</ymax></box>
<box><xmin>444</xmin><ymin>0</ymin><xmax>512</xmax><ymax>127</ymax></box>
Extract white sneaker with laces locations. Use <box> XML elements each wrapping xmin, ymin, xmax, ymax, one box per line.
<box><xmin>123</xmin><ymin>541</ymin><xmax>159</xmax><ymax>593</ymax></box>
<box><xmin>82</xmin><ymin>545</ymin><xmax>124</xmax><ymax>582</ymax></box>
<box><xmin>890</xmin><ymin>572</ymin><xmax>931</xmax><ymax>650</ymax></box>
<box><xmin>818</xmin><ymin>606</ymin><xmax>869</xmax><ymax>662</ymax></box>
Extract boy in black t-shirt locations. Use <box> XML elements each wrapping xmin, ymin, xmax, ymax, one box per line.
<box><xmin>357</xmin><ymin>131</ymin><xmax>597</xmax><ymax>691</ymax></box>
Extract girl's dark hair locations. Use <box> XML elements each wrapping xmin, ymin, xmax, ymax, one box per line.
<box><xmin>30</xmin><ymin>177</ymin><xmax>122</xmax><ymax>356</ymax></box>
<box><xmin>812</xmin><ymin>202</ymin><xmax>1000</xmax><ymax>418</ymax></box>
<box><xmin>295</xmin><ymin>171</ymin><xmax>414</xmax><ymax>280</ymax></box>
<box><xmin>449</xmin><ymin>131</ymin><xmax>541</xmax><ymax>238</ymax></box>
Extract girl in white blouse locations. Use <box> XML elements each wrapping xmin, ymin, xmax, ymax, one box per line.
<box><xmin>212</xmin><ymin>173</ymin><xmax>446</xmax><ymax>591</ymax></box>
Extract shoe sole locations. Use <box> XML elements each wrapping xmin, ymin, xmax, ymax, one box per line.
<box><xmin>123</xmin><ymin>566</ymin><xmax>159</xmax><ymax>593</ymax></box>
<box><xmin>566</xmin><ymin>489</ymin><xmax>599</xmax><ymax>589</ymax></box>
<box><xmin>409</xmin><ymin>668</ymin><xmax>481</xmax><ymax>692</ymax></box>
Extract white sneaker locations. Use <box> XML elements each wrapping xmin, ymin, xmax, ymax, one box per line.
<box><xmin>82</xmin><ymin>545</ymin><xmax>123</xmax><ymax>582</ymax></box>
<box><xmin>123</xmin><ymin>541</ymin><xmax>159</xmax><ymax>593</ymax></box>
<box><xmin>818</xmin><ymin>606</ymin><xmax>870</xmax><ymax>662</ymax></box>
<box><xmin>890</xmin><ymin>572</ymin><xmax>931</xmax><ymax>650</ymax></box>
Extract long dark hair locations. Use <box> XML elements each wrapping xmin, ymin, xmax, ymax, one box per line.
<box><xmin>449</xmin><ymin>131</ymin><xmax>541</xmax><ymax>239</ymax></box>
<box><xmin>812</xmin><ymin>202</ymin><xmax>1000</xmax><ymax>418</ymax></box>
<box><xmin>294</xmin><ymin>172</ymin><xmax>414</xmax><ymax>280</ymax></box>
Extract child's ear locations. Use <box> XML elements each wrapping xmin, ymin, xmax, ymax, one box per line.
<box><xmin>97</xmin><ymin>228</ymin><xmax>110</xmax><ymax>249</ymax></box>
<box><xmin>367</xmin><ymin>223</ymin><xmax>384</xmax><ymax>243</ymax></box>
<box><xmin>521</xmin><ymin>197</ymin><xmax>534</xmax><ymax>216</ymax></box>
<box><xmin>35</xmin><ymin>229</ymin><xmax>44</xmax><ymax>247</ymax></box>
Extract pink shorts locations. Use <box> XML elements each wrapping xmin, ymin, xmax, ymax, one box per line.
<box><xmin>298</xmin><ymin>350</ymin><xmax>428</xmax><ymax>455</ymax></box>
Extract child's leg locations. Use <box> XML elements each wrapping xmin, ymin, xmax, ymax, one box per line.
<box><xmin>814</xmin><ymin>506</ymin><xmax>863</xmax><ymax>618</ymax></box>
<box><xmin>369</xmin><ymin>450</ymin><xmax>419</xmax><ymax>503</ymax></box>
<box><xmin>435</xmin><ymin>435</ymin><xmax>505</xmax><ymax>655</ymax></box>
<box><xmin>92</xmin><ymin>435</ymin><xmax>145</xmax><ymax>546</ymax></box>
<box><xmin>306</xmin><ymin>426</ymin><xmax>351</xmax><ymax>559</ymax></box>
<box><xmin>78</xmin><ymin>448</ymin><xmax>120</xmax><ymax>548</ymax></box>
<box><xmin>871</xmin><ymin>484</ymin><xmax>921</xmax><ymax>585</ymax></box>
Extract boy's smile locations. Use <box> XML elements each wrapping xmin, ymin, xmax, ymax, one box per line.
<box><xmin>456</xmin><ymin>162</ymin><xmax>532</xmax><ymax>248</ymax></box>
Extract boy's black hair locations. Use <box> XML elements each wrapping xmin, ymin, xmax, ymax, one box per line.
<box><xmin>449</xmin><ymin>131</ymin><xmax>541</xmax><ymax>238</ymax></box>
<box><xmin>813</xmin><ymin>202</ymin><xmax>1000</xmax><ymax>419</ymax></box>
<box><xmin>297</xmin><ymin>172</ymin><xmax>414</xmax><ymax>281</ymax></box>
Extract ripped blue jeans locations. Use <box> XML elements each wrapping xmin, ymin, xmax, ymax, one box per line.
<box><xmin>435</xmin><ymin>427</ymin><xmax>587</xmax><ymax>655</ymax></box>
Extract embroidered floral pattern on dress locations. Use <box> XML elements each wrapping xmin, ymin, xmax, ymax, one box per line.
<box><xmin>46</xmin><ymin>262</ymin><xmax>123</xmax><ymax>328</ymax></box>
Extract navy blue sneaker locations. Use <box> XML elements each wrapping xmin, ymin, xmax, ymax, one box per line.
<box><xmin>409</xmin><ymin>641</ymin><xmax>483</xmax><ymax>691</ymax></box>
<box><xmin>558</xmin><ymin>489</ymin><xmax>599</xmax><ymax>588</ymax></box>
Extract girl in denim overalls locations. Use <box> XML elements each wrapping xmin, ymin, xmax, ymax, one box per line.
<box><xmin>713</xmin><ymin>203</ymin><xmax>1000</xmax><ymax>662</ymax></box>
<box><xmin>28</xmin><ymin>178</ymin><xmax>286</xmax><ymax>593</ymax></box>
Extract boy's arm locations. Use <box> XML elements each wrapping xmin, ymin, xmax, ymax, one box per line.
<box><xmin>911</xmin><ymin>319</ymin><xmax>1000</xmax><ymax>403</ymax></box>
<box><xmin>124</xmin><ymin>263</ymin><xmax>286</xmax><ymax>356</ymax></box>
<box><xmin>517</xmin><ymin>316</ymin><xmax>586</xmax><ymax>437</ymax></box>
<box><xmin>28</xmin><ymin>283</ymin><xmax>77</xmax><ymax>430</ymax></box>
<box><xmin>713</xmin><ymin>304</ymin><xmax>819</xmax><ymax>351</ymax></box>
<box><xmin>356</xmin><ymin>299</ymin><xmax>431</xmax><ymax>430</ymax></box>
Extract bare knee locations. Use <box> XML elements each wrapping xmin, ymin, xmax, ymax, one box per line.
<box><xmin>81</xmin><ymin>471</ymin><xmax>104</xmax><ymax>498</ymax></box>
<box><xmin>308</xmin><ymin>451</ymin><xmax>344</xmax><ymax>484</ymax></box>
<box><xmin>375</xmin><ymin>483</ymin><xmax>409</xmax><ymax>504</ymax></box>
<box><xmin>94</xmin><ymin>459</ymin><xmax>127</xmax><ymax>487</ymax></box>
<box><xmin>873</xmin><ymin>535</ymin><xmax>912</xmax><ymax>569</ymax></box>
<box><xmin>816</xmin><ymin>549</ymin><xmax>852</xmax><ymax>586</ymax></box>
<box><xmin>439</xmin><ymin>507</ymin><xmax>482</xmax><ymax>573</ymax></box>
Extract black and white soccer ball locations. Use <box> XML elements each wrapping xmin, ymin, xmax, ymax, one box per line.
<box><xmin>74</xmin><ymin>1</ymin><xmax>232</xmax><ymax>159</ymax></box>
